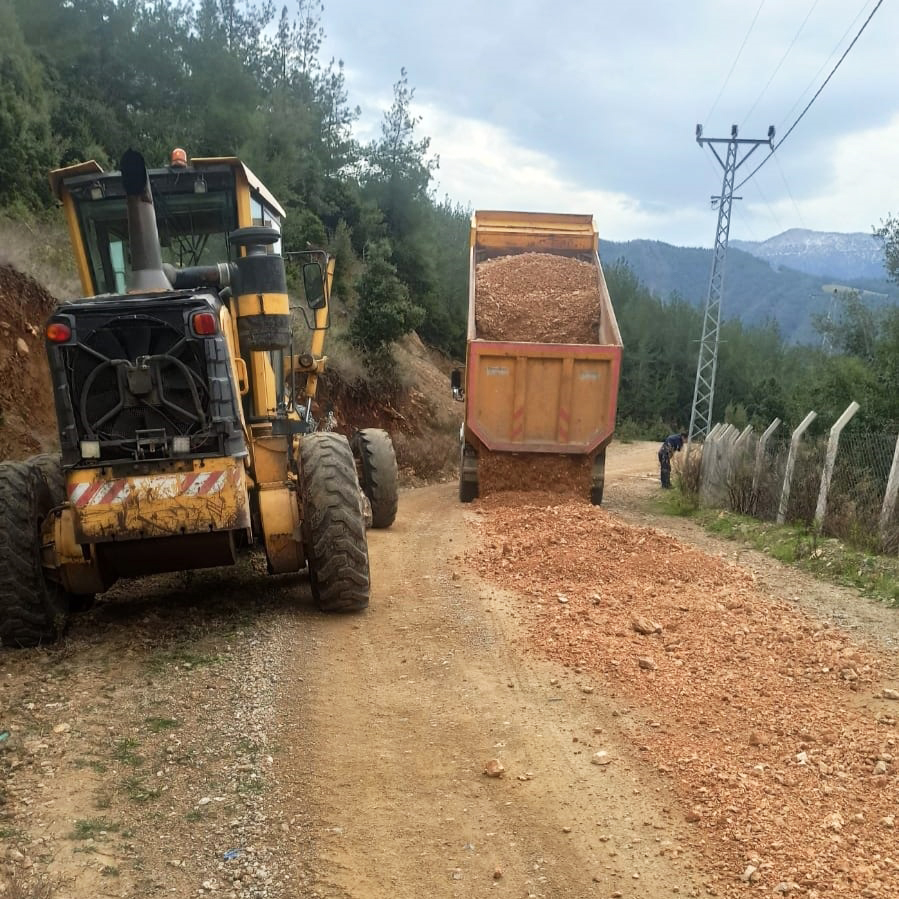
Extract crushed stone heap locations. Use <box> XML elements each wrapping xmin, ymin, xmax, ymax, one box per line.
<box><xmin>475</xmin><ymin>252</ymin><xmax>601</xmax><ymax>344</ymax></box>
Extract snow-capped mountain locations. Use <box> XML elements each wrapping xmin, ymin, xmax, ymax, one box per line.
<box><xmin>730</xmin><ymin>229</ymin><xmax>886</xmax><ymax>280</ymax></box>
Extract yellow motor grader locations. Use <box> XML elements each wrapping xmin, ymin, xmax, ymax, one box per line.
<box><xmin>0</xmin><ymin>148</ymin><xmax>397</xmax><ymax>647</ymax></box>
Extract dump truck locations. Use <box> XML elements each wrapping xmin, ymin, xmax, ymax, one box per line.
<box><xmin>452</xmin><ymin>211</ymin><xmax>622</xmax><ymax>504</ymax></box>
<box><xmin>0</xmin><ymin>148</ymin><xmax>397</xmax><ymax>647</ymax></box>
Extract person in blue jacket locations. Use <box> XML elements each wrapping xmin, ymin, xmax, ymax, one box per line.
<box><xmin>658</xmin><ymin>432</ymin><xmax>687</xmax><ymax>489</ymax></box>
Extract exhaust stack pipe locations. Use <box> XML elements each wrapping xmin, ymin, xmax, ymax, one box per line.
<box><xmin>120</xmin><ymin>149</ymin><xmax>172</xmax><ymax>293</ymax></box>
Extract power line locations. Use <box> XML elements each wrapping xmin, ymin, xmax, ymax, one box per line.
<box><xmin>705</xmin><ymin>0</ymin><xmax>768</xmax><ymax>124</ymax></box>
<box><xmin>779</xmin><ymin>0</ymin><xmax>874</xmax><ymax>128</ymax></box>
<box><xmin>741</xmin><ymin>0</ymin><xmax>821</xmax><ymax>127</ymax></box>
<box><xmin>750</xmin><ymin>177</ymin><xmax>783</xmax><ymax>234</ymax></box>
<box><xmin>772</xmin><ymin>153</ymin><xmax>806</xmax><ymax>228</ymax></box>
<box><xmin>735</xmin><ymin>0</ymin><xmax>885</xmax><ymax>192</ymax></box>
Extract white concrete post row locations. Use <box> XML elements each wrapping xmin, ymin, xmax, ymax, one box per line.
<box><xmin>814</xmin><ymin>401</ymin><xmax>860</xmax><ymax>530</ymax></box>
<box><xmin>777</xmin><ymin>411</ymin><xmax>817</xmax><ymax>525</ymax></box>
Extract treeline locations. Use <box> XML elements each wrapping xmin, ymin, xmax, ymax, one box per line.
<box><xmin>0</xmin><ymin>0</ymin><xmax>469</xmax><ymax>358</ymax></box>
<box><xmin>608</xmin><ymin>262</ymin><xmax>899</xmax><ymax>437</ymax></box>
<box><xmin>1</xmin><ymin>0</ymin><xmax>896</xmax><ymax>432</ymax></box>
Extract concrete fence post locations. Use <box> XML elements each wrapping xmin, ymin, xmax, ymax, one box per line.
<box><xmin>880</xmin><ymin>432</ymin><xmax>899</xmax><ymax>546</ymax></box>
<box><xmin>814</xmin><ymin>401</ymin><xmax>860</xmax><ymax>530</ymax></box>
<box><xmin>734</xmin><ymin>425</ymin><xmax>755</xmax><ymax>466</ymax></box>
<box><xmin>709</xmin><ymin>425</ymin><xmax>738</xmax><ymax>507</ymax></box>
<box><xmin>698</xmin><ymin>426</ymin><xmax>717</xmax><ymax>504</ymax></box>
<box><xmin>752</xmin><ymin>418</ymin><xmax>781</xmax><ymax>499</ymax></box>
<box><xmin>777</xmin><ymin>411</ymin><xmax>817</xmax><ymax>525</ymax></box>
<box><xmin>700</xmin><ymin>424</ymin><xmax>725</xmax><ymax>505</ymax></box>
<box><xmin>722</xmin><ymin>424</ymin><xmax>741</xmax><ymax>477</ymax></box>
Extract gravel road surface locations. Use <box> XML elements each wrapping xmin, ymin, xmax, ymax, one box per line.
<box><xmin>2</xmin><ymin>442</ymin><xmax>897</xmax><ymax>899</ymax></box>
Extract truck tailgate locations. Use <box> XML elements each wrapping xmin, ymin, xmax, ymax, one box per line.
<box><xmin>466</xmin><ymin>340</ymin><xmax>621</xmax><ymax>454</ymax></box>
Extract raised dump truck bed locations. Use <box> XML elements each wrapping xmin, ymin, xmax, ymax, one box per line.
<box><xmin>455</xmin><ymin>211</ymin><xmax>623</xmax><ymax>503</ymax></box>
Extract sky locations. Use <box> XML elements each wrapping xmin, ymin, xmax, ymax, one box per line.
<box><xmin>312</xmin><ymin>0</ymin><xmax>899</xmax><ymax>249</ymax></box>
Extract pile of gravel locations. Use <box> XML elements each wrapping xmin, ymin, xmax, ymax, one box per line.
<box><xmin>474</xmin><ymin>252</ymin><xmax>601</xmax><ymax>344</ymax></box>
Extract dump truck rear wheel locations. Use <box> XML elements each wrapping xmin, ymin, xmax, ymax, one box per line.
<box><xmin>0</xmin><ymin>461</ymin><xmax>71</xmax><ymax>647</ymax></box>
<box><xmin>459</xmin><ymin>476</ymin><xmax>478</xmax><ymax>503</ymax></box>
<box><xmin>590</xmin><ymin>450</ymin><xmax>606</xmax><ymax>506</ymax></box>
<box><xmin>459</xmin><ymin>442</ymin><xmax>479</xmax><ymax>503</ymax></box>
<box><xmin>299</xmin><ymin>432</ymin><xmax>371</xmax><ymax>613</ymax></box>
<box><xmin>352</xmin><ymin>428</ymin><xmax>398</xmax><ymax>529</ymax></box>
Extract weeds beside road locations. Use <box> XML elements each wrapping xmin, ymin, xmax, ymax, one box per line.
<box><xmin>668</xmin><ymin>502</ymin><xmax>899</xmax><ymax>605</ymax></box>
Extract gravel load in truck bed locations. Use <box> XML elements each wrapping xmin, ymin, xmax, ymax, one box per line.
<box><xmin>475</xmin><ymin>252</ymin><xmax>601</xmax><ymax>344</ymax></box>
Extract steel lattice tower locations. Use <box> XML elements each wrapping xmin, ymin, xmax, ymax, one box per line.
<box><xmin>687</xmin><ymin>124</ymin><xmax>775</xmax><ymax>446</ymax></box>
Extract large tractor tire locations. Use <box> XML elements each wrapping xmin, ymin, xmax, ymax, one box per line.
<box><xmin>26</xmin><ymin>453</ymin><xmax>95</xmax><ymax>613</ymax></box>
<box><xmin>352</xmin><ymin>428</ymin><xmax>398</xmax><ymax>529</ymax></box>
<box><xmin>0</xmin><ymin>461</ymin><xmax>70</xmax><ymax>647</ymax></box>
<box><xmin>299</xmin><ymin>432</ymin><xmax>371</xmax><ymax>612</ymax></box>
<box><xmin>27</xmin><ymin>452</ymin><xmax>65</xmax><ymax>499</ymax></box>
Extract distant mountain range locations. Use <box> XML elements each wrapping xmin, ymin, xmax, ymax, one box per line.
<box><xmin>601</xmin><ymin>229</ymin><xmax>898</xmax><ymax>344</ymax></box>
<box><xmin>731</xmin><ymin>229</ymin><xmax>887</xmax><ymax>280</ymax></box>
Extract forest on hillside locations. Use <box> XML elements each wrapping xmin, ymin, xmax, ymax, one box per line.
<box><xmin>1</xmin><ymin>0</ymin><xmax>897</xmax><ymax>436</ymax></box>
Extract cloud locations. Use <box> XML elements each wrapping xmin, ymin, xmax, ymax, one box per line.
<box><xmin>319</xmin><ymin>0</ymin><xmax>899</xmax><ymax>247</ymax></box>
<box><xmin>417</xmin><ymin>103</ymin><xmax>711</xmax><ymax>245</ymax></box>
<box><xmin>740</xmin><ymin>112</ymin><xmax>899</xmax><ymax>239</ymax></box>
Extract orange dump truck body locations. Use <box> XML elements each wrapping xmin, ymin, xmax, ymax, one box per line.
<box><xmin>459</xmin><ymin>211</ymin><xmax>623</xmax><ymax>503</ymax></box>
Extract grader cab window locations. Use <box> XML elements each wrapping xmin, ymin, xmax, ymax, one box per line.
<box><xmin>74</xmin><ymin>174</ymin><xmax>237</xmax><ymax>295</ymax></box>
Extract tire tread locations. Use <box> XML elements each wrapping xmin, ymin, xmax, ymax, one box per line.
<box><xmin>300</xmin><ymin>433</ymin><xmax>371</xmax><ymax>612</ymax></box>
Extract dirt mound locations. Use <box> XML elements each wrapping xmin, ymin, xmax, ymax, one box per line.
<box><xmin>314</xmin><ymin>334</ymin><xmax>461</xmax><ymax>484</ymax></box>
<box><xmin>0</xmin><ymin>264</ymin><xmax>58</xmax><ymax>459</ymax></box>
<box><xmin>475</xmin><ymin>252</ymin><xmax>600</xmax><ymax>343</ymax></box>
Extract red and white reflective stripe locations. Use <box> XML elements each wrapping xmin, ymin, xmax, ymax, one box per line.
<box><xmin>180</xmin><ymin>471</ymin><xmax>227</xmax><ymax>496</ymax></box>
<box><xmin>68</xmin><ymin>470</ymin><xmax>230</xmax><ymax>506</ymax></box>
<box><xmin>69</xmin><ymin>479</ymin><xmax>130</xmax><ymax>507</ymax></box>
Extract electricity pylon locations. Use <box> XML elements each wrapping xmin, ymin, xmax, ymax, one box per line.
<box><xmin>687</xmin><ymin>124</ymin><xmax>775</xmax><ymax>447</ymax></box>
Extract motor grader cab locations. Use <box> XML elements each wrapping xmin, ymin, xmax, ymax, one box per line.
<box><xmin>0</xmin><ymin>149</ymin><xmax>397</xmax><ymax>647</ymax></box>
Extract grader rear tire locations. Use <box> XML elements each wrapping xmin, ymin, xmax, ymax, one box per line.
<box><xmin>0</xmin><ymin>461</ymin><xmax>70</xmax><ymax>647</ymax></box>
<box><xmin>27</xmin><ymin>452</ymin><xmax>65</xmax><ymax>499</ymax></box>
<box><xmin>299</xmin><ymin>432</ymin><xmax>371</xmax><ymax>612</ymax></box>
<box><xmin>25</xmin><ymin>453</ymin><xmax>95</xmax><ymax>613</ymax></box>
<box><xmin>352</xmin><ymin>428</ymin><xmax>398</xmax><ymax>529</ymax></box>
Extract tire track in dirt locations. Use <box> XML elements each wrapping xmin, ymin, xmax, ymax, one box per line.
<box><xmin>274</xmin><ymin>483</ymin><xmax>704</xmax><ymax>898</ymax></box>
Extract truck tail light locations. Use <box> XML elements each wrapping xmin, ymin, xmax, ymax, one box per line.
<box><xmin>46</xmin><ymin>321</ymin><xmax>72</xmax><ymax>343</ymax></box>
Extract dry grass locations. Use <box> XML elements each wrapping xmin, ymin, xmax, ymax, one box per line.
<box><xmin>0</xmin><ymin>877</ymin><xmax>54</xmax><ymax>899</ymax></box>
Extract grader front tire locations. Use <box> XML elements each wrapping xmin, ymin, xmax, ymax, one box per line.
<box><xmin>0</xmin><ymin>461</ymin><xmax>70</xmax><ymax>647</ymax></box>
<box><xmin>299</xmin><ymin>433</ymin><xmax>371</xmax><ymax>612</ymax></box>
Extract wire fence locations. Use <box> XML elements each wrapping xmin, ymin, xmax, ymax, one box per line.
<box><xmin>697</xmin><ymin>419</ymin><xmax>899</xmax><ymax>555</ymax></box>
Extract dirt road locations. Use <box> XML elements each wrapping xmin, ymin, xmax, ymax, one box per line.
<box><xmin>2</xmin><ymin>442</ymin><xmax>898</xmax><ymax>899</ymax></box>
